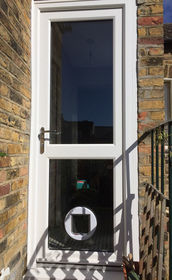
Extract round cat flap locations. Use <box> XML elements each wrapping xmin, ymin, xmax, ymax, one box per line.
<box><xmin>64</xmin><ymin>206</ymin><xmax>97</xmax><ymax>241</ymax></box>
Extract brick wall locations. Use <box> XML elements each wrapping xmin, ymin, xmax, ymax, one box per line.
<box><xmin>137</xmin><ymin>0</ymin><xmax>164</xmax><ymax>197</ymax></box>
<box><xmin>137</xmin><ymin>1</ymin><xmax>169</xmax><ymax>279</ymax></box>
<box><xmin>0</xmin><ymin>0</ymin><xmax>168</xmax><ymax>278</ymax></box>
<box><xmin>0</xmin><ymin>0</ymin><xmax>31</xmax><ymax>279</ymax></box>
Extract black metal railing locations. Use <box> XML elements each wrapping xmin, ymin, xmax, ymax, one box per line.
<box><xmin>139</xmin><ymin>120</ymin><xmax>172</xmax><ymax>280</ymax></box>
<box><xmin>140</xmin><ymin>183</ymin><xmax>169</xmax><ymax>280</ymax></box>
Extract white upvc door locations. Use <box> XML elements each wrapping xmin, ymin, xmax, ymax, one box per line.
<box><xmin>28</xmin><ymin>0</ymin><xmax>139</xmax><ymax>273</ymax></box>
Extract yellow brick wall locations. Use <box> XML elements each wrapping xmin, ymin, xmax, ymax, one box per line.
<box><xmin>0</xmin><ymin>0</ymin><xmax>31</xmax><ymax>279</ymax></box>
<box><xmin>0</xmin><ymin>0</ymin><xmax>168</xmax><ymax>279</ymax></box>
<box><xmin>137</xmin><ymin>0</ymin><xmax>164</xmax><ymax>187</ymax></box>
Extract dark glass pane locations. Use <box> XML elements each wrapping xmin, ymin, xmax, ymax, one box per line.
<box><xmin>50</xmin><ymin>20</ymin><xmax>113</xmax><ymax>144</ymax></box>
<box><xmin>48</xmin><ymin>160</ymin><xmax>114</xmax><ymax>252</ymax></box>
<box><xmin>72</xmin><ymin>214</ymin><xmax>90</xmax><ymax>234</ymax></box>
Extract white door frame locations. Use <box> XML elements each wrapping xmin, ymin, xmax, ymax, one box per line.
<box><xmin>28</xmin><ymin>0</ymin><xmax>138</xmax><ymax>272</ymax></box>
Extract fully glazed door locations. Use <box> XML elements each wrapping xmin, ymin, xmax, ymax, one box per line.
<box><xmin>34</xmin><ymin>8</ymin><xmax>123</xmax><ymax>266</ymax></box>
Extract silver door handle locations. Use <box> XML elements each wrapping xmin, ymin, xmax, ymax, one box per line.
<box><xmin>38</xmin><ymin>127</ymin><xmax>61</xmax><ymax>154</ymax></box>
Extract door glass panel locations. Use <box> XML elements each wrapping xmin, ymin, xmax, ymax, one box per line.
<box><xmin>49</xmin><ymin>159</ymin><xmax>114</xmax><ymax>252</ymax></box>
<box><xmin>50</xmin><ymin>20</ymin><xmax>113</xmax><ymax>144</ymax></box>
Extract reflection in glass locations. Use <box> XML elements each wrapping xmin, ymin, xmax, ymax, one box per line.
<box><xmin>50</xmin><ymin>20</ymin><xmax>113</xmax><ymax>144</ymax></box>
<box><xmin>48</xmin><ymin>160</ymin><xmax>114</xmax><ymax>252</ymax></box>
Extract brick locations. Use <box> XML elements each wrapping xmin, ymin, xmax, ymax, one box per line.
<box><xmin>150</xmin><ymin>5</ymin><xmax>163</xmax><ymax>14</ymax></box>
<box><xmin>138</xmin><ymin>6</ymin><xmax>152</xmax><ymax>16</ymax></box>
<box><xmin>8</xmin><ymin>144</ymin><xmax>29</xmax><ymax>154</ymax></box>
<box><xmin>10</xmin><ymin>90</ymin><xmax>23</xmax><ymax>105</ymax></box>
<box><xmin>139</xmin><ymin>100</ymin><xmax>164</xmax><ymax>109</ymax></box>
<box><xmin>138</xmin><ymin>112</ymin><xmax>148</xmax><ymax>120</ymax></box>
<box><xmin>139</xmin><ymin>78</ymin><xmax>164</xmax><ymax>87</ymax></box>
<box><xmin>8</xmin><ymin>204</ymin><xmax>20</xmax><ymax>217</ymax></box>
<box><xmin>18</xmin><ymin>211</ymin><xmax>27</xmax><ymax>223</ymax></box>
<box><xmin>7</xmin><ymin>168</ymin><xmax>19</xmax><ymax>180</ymax></box>
<box><xmin>0</xmin><ymin>211</ymin><xmax>8</xmax><ymax>225</ymax></box>
<box><xmin>19</xmin><ymin>189</ymin><xmax>27</xmax><ymax>200</ymax></box>
<box><xmin>0</xmin><ymin>97</ymin><xmax>21</xmax><ymax>116</ymax></box>
<box><xmin>0</xmin><ymin>157</ymin><xmax>10</xmax><ymax>168</ymax></box>
<box><xmin>19</xmin><ymin>167</ymin><xmax>28</xmax><ymax>177</ymax></box>
<box><xmin>150</xmin><ymin>89</ymin><xmax>164</xmax><ymax>98</ymax></box>
<box><xmin>0</xmin><ymin>127</ymin><xmax>19</xmax><ymax>142</ymax></box>
<box><xmin>139</xmin><ymin>154</ymin><xmax>151</xmax><ymax>165</ymax></box>
<box><xmin>9</xmin><ymin>115</ymin><xmax>23</xmax><ymax>130</ymax></box>
<box><xmin>138</xmin><ymin>27</ymin><xmax>147</xmax><ymax>37</ymax></box>
<box><xmin>138</xmin><ymin>122</ymin><xmax>157</xmax><ymax>131</ymax></box>
<box><xmin>138</xmin><ymin>37</ymin><xmax>163</xmax><ymax>44</ymax></box>
<box><xmin>20</xmin><ymin>108</ymin><xmax>30</xmax><ymax>119</ymax></box>
<box><xmin>0</xmin><ymin>0</ymin><xmax>8</xmax><ymax>14</ymax></box>
<box><xmin>0</xmin><ymin>83</ymin><xmax>9</xmax><ymax>97</ymax></box>
<box><xmin>138</xmin><ymin>16</ymin><xmax>163</xmax><ymax>26</ymax></box>
<box><xmin>19</xmin><ymin>86</ymin><xmax>31</xmax><ymax>100</ymax></box>
<box><xmin>139</xmin><ymin>48</ymin><xmax>147</xmax><ymax>57</ymax></box>
<box><xmin>140</xmin><ymin>57</ymin><xmax>163</xmax><ymax>66</ymax></box>
<box><xmin>7</xmin><ymin>144</ymin><xmax>22</xmax><ymax>154</ymax></box>
<box><xmin>0</xmin><ymin>171</ymin><xmax>7</xmax><ymax>183</ymax></box>
<box><xmin>0</xmin><ymin>143</ymin><xmax>7</xmax><ymax>154</ymax></box>
<box><xmin>23</xmin><ymin>99</ymin><xmax>31</xmax><ymax>110</ymax></box>
<box><xmin>140</xmin><ymin>166</ymin><xmax>151</xmax><ymax>176</ymax></box>
<box><xmin>148</xmin><ymin>27</ymin><xmax>163</xmax><ymax>37</ymax></box>
<box><xmin>0</xmin><ymin>239</ymin><xmax>7</xmax><ymax>254</ymax></box>
<box><xmin>0</xmin><ymin>229</ymin><xmax>3</xmax><ymax>239</ymax></box>
<box><xmin>0</xmin><ymin>112</ymin><xmax>9</xmax><ymax>126</ymax></box>
<box><xmin>139</xmin><ymin>68</ymin><xmax>147</xmax><ymax>77</ymax></box>
<box><xmin>0</xmin><ymin>199</ymin><xmax>6</xmax><ymax>211</ymax></box>
<box><xmin>9</xmin><ymin>252</ymin><xmax>21</xmax><ymax>269</ymax></box>
<box><xmin>4</xmin><ymin>241</ymin><xmax>20</xmax><ymax>266</ymax></box>
<box><xmin>22</xmin><ymin>244</ymin><xmax>27</xmax><ymax>256</ymax></box>
<box><xmin>138</xmin><ymin>144</ymin><xmax>151</xmax><ymax>154</ymax></box>
<box><xmin>148</xmin><ymin>47</ymin><xmax>164</xmax><ymax>56</ymax></box>
<box><xmin>150</xmin><ymin>111</ymin><xmax>165</xmax><ymax>120</ymax></box>
<box><xmin>148</xmin><ymin>67</ymin><xmax>164</xmax><ymax>76</ymax></box>
<box><xmin>10</xmin><ymin>157</ymin><xmax>24</xmax><ymax>167</ymax></box>
<box><xmin>6</xmin><ymin>192</ymin><xmax>20</xmax><ymax>208</ymax></box>
<box><xmin>19</xmin><ymin>133</ymin><xmax>30</xmax><ymax>143</ymax></box>
<box><xmin>11</xmin><ymin>178</ymin><xmax>28</xmax><ymax>191</ymax></box>
<box><xmin>0</xmin><ymin>184</ymin><xmax>10</xmax><ymax>196</ymax></box>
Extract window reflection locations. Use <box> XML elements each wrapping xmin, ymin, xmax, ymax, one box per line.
<box><xmin>50</xmin><ymin>20</ymin><xmax>113</xmax><ymax>144</ymax></box>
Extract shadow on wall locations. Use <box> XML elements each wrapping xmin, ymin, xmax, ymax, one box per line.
<box><xmin>24</xmin><ymin>138</ymin><xmax>140</xmax><ymax>279</ymax></box>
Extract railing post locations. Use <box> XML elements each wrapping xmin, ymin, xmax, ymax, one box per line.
<box><xmin>156</xmin><ymin>129</ymin><xmax>159</xmax><ymax>190</ymax></box>
<box><xmin>168</xmin><ymin>122</ymin><xmax>172</xmax><ymax>280</ymax></box>
<box><xmin>151</xmin><ymin>130</ymin><xmax>154</xmax><ymax>185</ymax></box>
<box><xmin>161</xmin><ymin>125</ymin><xmax>164</xmax><ymax>194</ymax></box>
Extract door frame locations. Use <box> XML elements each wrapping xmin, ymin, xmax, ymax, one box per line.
<box><xmin>28</xmin><ymin>0</ymin><xmax>138</xmax><ymax>269</ymax></box>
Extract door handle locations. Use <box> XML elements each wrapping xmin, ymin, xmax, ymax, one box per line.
<box><xmin>38</xmin><ymin>127</ymin><xmax>61</xmax><ymax>154</ymax></box>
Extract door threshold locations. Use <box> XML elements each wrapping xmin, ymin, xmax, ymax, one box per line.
<box><xmin>24</xmin><ymin>266</ymin><xmax>124</xmax><ymax>280</ymax></box>
<box><xmin>36</xmin><ymin>259</ymin><xmax>122</xmax><ymax>269</ymax></box>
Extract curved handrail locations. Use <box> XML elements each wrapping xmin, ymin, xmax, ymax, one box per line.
<box><xmin>138</xmin><ymin>119</ymin><xmax>172</xmax><ymax>143</ymax></box>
